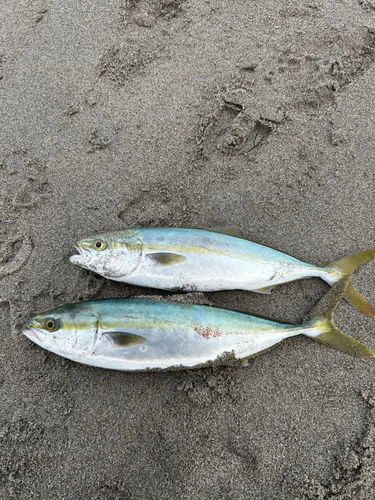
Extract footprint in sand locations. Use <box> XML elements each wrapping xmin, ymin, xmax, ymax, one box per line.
<box><xmin>0</xmin><ymin>235</ymin><xmax>33</xmax><ymax>279</ymax></box>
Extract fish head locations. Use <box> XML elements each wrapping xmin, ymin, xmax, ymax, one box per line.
<box><xmin>23</xmin><ymin>303</ymin><xmax>99</xmax><ymax>360</ymax></box>
<box><xmin>69</xmin><ymin>230</ymin><xmax>143</xmax><ymax>280</ymax></box>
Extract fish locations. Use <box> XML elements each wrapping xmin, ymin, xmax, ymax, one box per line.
<box><xmin>69</xmin><ymin>227</ymin><xmax>375</xmax><ymax>317</ymax></box>
<box><xmin>23</xmin><ymin>279</ymin><xmax>374</xmax><ymax>371</ymax></box>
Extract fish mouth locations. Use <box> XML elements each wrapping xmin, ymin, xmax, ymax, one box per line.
<box><xmin>69</xmin><ymin>246</ymin><xmax>92</xmax><ymax>267</ymax></box>
<box><xmin>23</xmin><ymin>327</ymin><xmax>46</xmax><ymax>344</ymax></box>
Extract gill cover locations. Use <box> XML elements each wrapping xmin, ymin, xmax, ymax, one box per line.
<box><xmin>72</xmin><ymin>231</ymin><xmax>143</xmax><ymax>280</ymax></box>
<box><xmin>110</xmin><ymin>233</ymin><xmax>143</xmax><ymax>278</ymax></box>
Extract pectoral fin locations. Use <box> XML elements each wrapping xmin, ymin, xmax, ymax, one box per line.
<box><xmin>205</xmin><ymin>227</ymin><xmax>246</xmax><ymax>239</ymax></box>
<box><xmin>103</xmin><ymin>332</ymin><xmax>146</xmax><ymax>348</ymax></box>
<box><xmin>146</xmin><ymin>253</ymin><xmax>186</xmax><ymax>266</ymax></box>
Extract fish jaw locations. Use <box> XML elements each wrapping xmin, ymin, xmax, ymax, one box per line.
<box><xmin>69</xmin><ymin>246</ymin><xmax>93</xmax><ymax>268</ymax></box>
<box><xmin>23</xmin><ymin>326</ymin><xmax>46</xmax><ymax>345</ymax></box>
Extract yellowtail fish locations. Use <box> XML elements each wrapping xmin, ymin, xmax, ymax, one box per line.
<box><xmin>23</xmin><ymin>280</ymin><xmax>374</xmax><ymax>371</ymax></box>
<box><xmin>69</xmin><ymin>227</ymin><xmax>375</xmax><ymax>317</ymax></box>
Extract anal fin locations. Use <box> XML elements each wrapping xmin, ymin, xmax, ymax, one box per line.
<box><xmin>240</xmin><ymin>345</ymin><xmax>277</xmax><ymax>365</ymax></box>
<box><xmin>251</xmin><ymin>285</ymin><xmax>275</xmax><ymax>295</ymax></box>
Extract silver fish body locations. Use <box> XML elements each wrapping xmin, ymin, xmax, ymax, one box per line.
<box><xmin>23</xmin><ymin>298</ymin><xmax>301</xmax><ymax>370</ymax></box>
<box><xmin>70</xmin><ymin>228</ymin><xmax>329</xmax><ymax>291</ymax></box>
<box><xmin>69</xmin><ymin>228</ymin><xmax>375</xmax><ymax>316</ymax></box>
<box><xmin>23</xmin><ymin>285</ymin><xmax>375</xmax><ymax>371</ymax></box>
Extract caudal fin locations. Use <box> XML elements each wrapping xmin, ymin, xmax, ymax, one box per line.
<box><xmin>325</xmin><ymin>249</ymin><xmax>375</xmax><ymax>318</ymax></box>
<box><xmin>304</xmin><ymin>278</ymin><xmax>375</xmax><ymax>358</ymax></box>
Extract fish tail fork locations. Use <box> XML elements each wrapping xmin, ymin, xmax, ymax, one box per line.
<box><xmin>303</xmin><ymin>278</ymin><xmax>375</xmax><ymax>357</ymax></box>
<box><xmin>324</xmin><ymin>248</ymin><xmax>375</xmax><ymax>318</ymax></box>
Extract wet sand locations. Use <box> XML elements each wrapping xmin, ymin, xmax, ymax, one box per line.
<box><xmin>1</xmin><ymin>1</ymin><xmax>375</xmax><ymax>498</ymax></box>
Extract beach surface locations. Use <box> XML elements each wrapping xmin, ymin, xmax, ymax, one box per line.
<box><xmin>1</xmin><ymin>1</ymin><xmax>375</xmax><ymax>498</ymax></box>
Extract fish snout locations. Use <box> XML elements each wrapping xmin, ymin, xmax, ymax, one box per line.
<box><xmin>22</xmin><ymin>325</ymin><xmax>46</xmax><ymax>343</ymax></box>
<box><xmin>69</xmin><ymin>245</ymin><xmax>92</xmax><ymax>266</ymax></box>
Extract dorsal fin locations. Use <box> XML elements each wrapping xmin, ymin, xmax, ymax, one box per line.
<box><xmin>204</xmin><ymin>227</ymin><xmax>246</xmax><ymax>239</ymax></box>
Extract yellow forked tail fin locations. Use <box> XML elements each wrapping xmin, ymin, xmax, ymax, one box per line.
<box><xmin>325</xmin><ymin>249</ymin><xmax>375</xmax><ymax>318</ymax></box>
<box><xmin>311</xmin><ymin>320</ymin><xmax>375</xmax><ymax>357</ymax></box>
<box><xmin>304</xmin><ymin>278</ymin><xmax>375</xmax><ymax>358</ymax></box>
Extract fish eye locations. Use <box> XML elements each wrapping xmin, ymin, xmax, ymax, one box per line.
<box><xmin>93</xmin><ymin>240</ymin><xmax>105</xmax><ymax>250</ymax></box>
<box><xmin>45</xmin><ymin>319</ymin><xmax>56</xmax><ymax>331</ymax></box>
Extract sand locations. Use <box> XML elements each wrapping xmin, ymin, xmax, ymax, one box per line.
<box><xmin>1</xmin><ymin>0</ymin><xmax>375</xmax><ymax>498</ymax></box>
